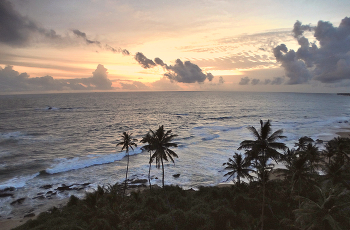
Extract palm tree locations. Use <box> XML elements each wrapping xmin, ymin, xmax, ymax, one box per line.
<box><xmin>294</xmin><ymin>136</ymin><xmax>314</xmax><ymax>151</ymax></box>
<box><xmin>238</xmin><ymin>120</ymin><xmax>287</xmax><ymax>230</ymax></box>
<box><xmin>223</xmin><ymin>153</ymin><xmax>254</xmax><ymax>184</ymax></box>
<box><xmin>141</xmin><ymin>132</ymin><xmax>154</xmax><ymax>190</ymax></box>
<box><xmin>117</xmin><ymin>132</ymin><xmax>137</xmax><ymax>196</ymax></box>
<box><xmin>293</xmin><ymin>185</ymin><xmax>350</xmax><ymax>230</ymax></box>
<box><xmin>141</xmin><ymin>125</ymin><xmax>178</xmax><ymax>188</ymax></box>
<box><xmin>300</xmin><ymin>143</ymin><xmax>321</xmax><ymax>173</ymax></box>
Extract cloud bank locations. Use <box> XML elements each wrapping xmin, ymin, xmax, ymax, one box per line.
<box><xmin>239</xmin><ymin>76</ymin><xmax>284</xmax><ymax>86</ymax></box>
<box><xmin>274</xmin><ymin>17</ymin><xmax>350</xmax><ymax>84</ymax></box>
<box><xmin>0</xmin><ymin>64</ymin><xmax>113</xmax><ymax>92</ymax></box>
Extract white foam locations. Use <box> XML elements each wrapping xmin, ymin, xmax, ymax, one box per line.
<box><xmin>46</xmin><ymin>147</ymin><xmax>143</xmax><ymax>174</ymax></box>
<box><xmin>0</xmin><ymin>173</ymin><xmax>39</xmax><ymax>190</ymax></box>
<box><xmin>0</xmin><ymin>131</ymin><xmax>26</xmax><ymax>140</ymax></box>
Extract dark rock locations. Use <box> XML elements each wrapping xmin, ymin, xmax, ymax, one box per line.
<box><xmin>33</xmin><ymin>195</ymin><xmax>45</xmax><ymax>200</ymax></box>
<box><xmin>40</xmin><ymin>185</ymin><xmax>52</xmax><ymax>189</ymax></box>
<box><xmin>37</xmin><ymin>192</ymin><xmax>44</xmax><ymax>196</ymax></box>
<box><xmin>10</xmin><ymin>198</ymin><xmax>26</xmax><ymax>205</ymax></box>
<box><xmin>0</xmin><ymin>193</ymin><xmax>14</xmax><ymax>198</ymax></box>
<box><xmin>3</xmin><ymin>187</ymin><xmax>15</xmax><ymax>192</ymax></box>
<box><xmin>56</xmin><ymin>185</ymin><xmax>72</xmax><ymax>191</ymax></box>
<box><xmin>173</xmin><ymin>174</ymin><xmax>180</xmax><ymax>178</ymax></box>
<box><xmin>24</xmin><ymin>213</ymin><xmax>35</xmax><ymax>218</ymax></box>
<box><xmin>155</xmin><ymin>177</ymin><xmax>158</xmax><ymax>180</ymax></box>
<box><xmin>82</xmin><ymin>183</ymin><xmax>90</xmax><ymax>186</ymax></box>
<box><xmin>130</xmin><ymin>179</ymin><xmax>148</xmax><ymax>184</ymax></box>
<box><xmin>46</xmin><ymin>191</ymin><xmax>56</xmax><ymax>195</ymax></box>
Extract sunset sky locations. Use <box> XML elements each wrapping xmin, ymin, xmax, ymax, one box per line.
<box><xmin>1</xmin><ymin>0</ymin><xmax>350</xmax><ymax>93</ymax></box>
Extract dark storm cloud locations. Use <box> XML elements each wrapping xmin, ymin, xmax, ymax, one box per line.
<box><xmin>0</xmin><ymin>64</ymin><xmax>113</xmax><ymax>92</ymax></box>
<box><xmin>274</xmin><ymin>17</ymin><xmax>350</xmax><ymax>84</ymax></box>
<box><xmin>134</xmin><ymin>52</ymin><xmax>156</xmax><ymax>68</ymax></box>
<box><xmin>0</xmin><ymin>0</ymin><xmax>62</xmax><ymax>47</ymax></box>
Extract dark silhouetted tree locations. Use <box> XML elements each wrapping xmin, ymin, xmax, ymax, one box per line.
<box><xmin>238</xmin><ymin>120</ymin><xmax>286</xmax><ymax>230</ymax></box>
<box><xmin>117</xmin><ymin>132</ymin><xmax>137</xmax><ymax>196</ymax></box>
<box><xmin>223</xmin><ymin>153</ymin><xmax>254</xmax><ymax>184</ymax></box>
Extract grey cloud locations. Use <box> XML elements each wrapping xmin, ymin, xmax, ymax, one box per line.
<box><xmin>134</xmin><ymin>52</ymin><xmax>156</xmax><ymax>69</ymax></box>
<box><xmin>273</xmin><ymin>44</ymin><xmax>312</xmax><ymax>84</ymax></box>
<box><xmin>154</xmin><ymin>57</ymin><xmax>166</xmax><ymax>66</ymax></box>
<box><xmin>251</xmin><ymin>79</ymin><xmax>260</xmax><ymax>85</ymax></box>
<box><xmin>0</xmin><ymin>0</ymin><xmax>62</xmax><ymax>47</ymax></box>
<box><xmin>164</xmin><ymin>59</ymin><xmax>214</xmax><ymax>83</ymax></box>
<box><xmin>274</xmin><ymin>17</ymin><xmax>350</xmax><ymax>84</ymax></box>
<box><xmin>105</xmin><ymin>44</ymin><xmax>130</xmax><ymax>56</ymax></box>
<box><xmin>0</xmin><ymin>64</ymin><xmax>113</xmax><ymax>92</ymax></box>
<box><xmin>136</xmin><ymin>54</ymin><xmax>214</xmax><ymax>83</ymax></box>
<box><xmin>239</xmin><ymin>77</ymin><xmax>250</xmax><ymax>85</ymax></box>
<box><xmin>270</xmin><ymin>77</ymin><xmax>284</xmax><ymax>85</ymax></box>
<box><xmin>239</xmin><ymin>76</ymin><xmax>285</xmax><ymax>86</ymax></box>
<box><xmin>72</xmin><ymin>29</ymin><xmax>100</xmax><ymax>45</ymax></box>
<box><xmin>219</xmin><ymin>76</ymin><xmax>225</xmax><ymax>84</ymax></box>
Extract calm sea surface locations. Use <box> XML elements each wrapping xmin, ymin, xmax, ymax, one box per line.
<box><xmin>0</xmin><ymin>91</ymin><xmax>349</xmax><ymax>218</ymax></box>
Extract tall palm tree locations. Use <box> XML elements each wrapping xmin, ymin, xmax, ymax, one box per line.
<box><xmin>141</xmin><ymin>125</ymin><xmax>178</xmax><ymax>188</ymax></box>
<box><xmin>223</xmin><ymin>153</ymin><xmax>254</xmax><ymax>184</ymax></box>
<box><xmin>117</xmin><ymin>132</ymin><xmax>137</xmax><ymax>196</ymax></box>
<box><xmin>238</xmin><ymin>120</ymin><xmax>287</xmax><ymax>230</ymax></box>
<box><xmin>141</xmin><ymin>132</ymin><xmax>154</xmax><ymax>190</ymax></box>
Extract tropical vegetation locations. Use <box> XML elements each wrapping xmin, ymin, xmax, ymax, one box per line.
<box><xmin>14</xmin><ymin>121</ymin><xmax>350</xmax><ymax>230</ymax></box>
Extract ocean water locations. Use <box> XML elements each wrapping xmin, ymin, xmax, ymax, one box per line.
<box><xmin>0</xmin><ymin>91</ymin><xmax>349</xmax><ymax>218</ymax></box>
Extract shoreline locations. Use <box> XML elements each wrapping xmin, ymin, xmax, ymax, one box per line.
<box><xmin>1</xmin><ymin>126</ymin><xmax>350</xmax><ymax>230</ymax></box>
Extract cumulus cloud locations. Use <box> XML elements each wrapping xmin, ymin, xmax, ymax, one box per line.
<box><xmin>0</xmin><ymin>64</ymin><xmax>113</xmax><ymax>92</ymax></box>
<box><xmin>0</xmin><ymin>0</ymin><xmax>62</xmax><ymax>47</ymax></box>
<box><xmin>274</xmin><ymin>17</ymin><xmax>350</xmax><ymax>84</ymax></box>
<box><xmin>219</xmin><ymin>76</ymin><xmax>225</xmax><ymax>84</ymax></box>
<box><xmin>251</xmin><ymin>79</ymin><xmax>260</xmax><ymax>85</ymax></box>
<box><xmin>239</xmin><ymin>76</ymin><xmax>250</xmax><ymax>85</ymax></box>
<box><xmin>164</xmin><ymin>59</ymin><xmax>214</xmax><ymax>83</ymax></box>
<box><xmin>134</xmin><ymin>53</ymin><xmax>214</xmax><ymax>83</ymax></box>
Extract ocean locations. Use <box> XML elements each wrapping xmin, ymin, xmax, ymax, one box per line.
<box><xmin>0</xmin><ymin>91</ymin><xmax>349</xmax><ymax>218</ymax></box>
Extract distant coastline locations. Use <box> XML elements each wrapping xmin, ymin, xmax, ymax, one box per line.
<box><xmin>337</xmin><ymin>93</ymin><xmax>350</xmax><ymax>96</ymax></box>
